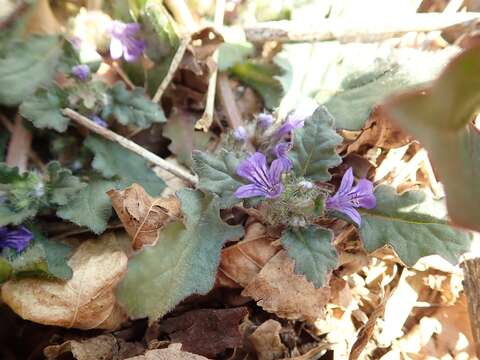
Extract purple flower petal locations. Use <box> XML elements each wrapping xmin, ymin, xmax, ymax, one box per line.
<box><xmin>274</xmin><ymin>142</ymin><xmax>293</xmax><ymax>171</ymax></box>
<box><xmin>258</xmin><ymin>113</ymin><xmax>273</xmax><ymax>129</ymax></box>
<box><xmin>109</xmin><ymin>21</ymin><xmax>145</xmax><ymax>62</ymax></box>
<box><xmin>235</xmin><ymin>184</ymin><xmax>269</xmax><ymax>198</ymax></box>
<box><xmin>275</xmin><ymin>116</ymin><xmax>305</xmax><ymax>138</ymax></box>
<box><xmin>339</xmin><ymin>205</ymin><xmax>362</xmax><ymax>226</ymax></box>
<box><xmin>71</xmin><ymin>64</ymin><xmax>90</xmax><ymax>81</ymax></box>
<box><xmin>92</xmin><ymin>116</ymin><xmax>108</xmax><ymax>128</ymax></box>
<box><xmin>233</xmin><ymin>126</ymin><xmax>248</xmax><ymax>141</ymax></box>
<box><xmin>236</xmin><ymin>152</ymin><xmax>269</xmax><ymax>185</ymax></box>
<box><xmin>0</xmin><ymin>226</ymin><xmax>33</xmax><ymax>253</ymax></box>
<box><xmin>110</xmin><ymin>38</ymin><xmax>123</xmax><ymax>59</ymax></box>
<box><xmin>337</xmin><ymin>167</ymin><xmax>354</xmax><ymax>196</ymax></box>
<box><xmin>351</xmin><ymin>179</ymin><xmax>376</xmax><ymax>209</ymax></box>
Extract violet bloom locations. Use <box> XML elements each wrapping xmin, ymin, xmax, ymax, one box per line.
<box><xmin>275</xmin><ymin>114</ymin><xmax>305</xmax><ymax>139</ymax></box>
<box><xmin>0</xmin><ymin>226</ymin><xmax>33</xmax><ymax>253</ymax></box>
<box><xmin>92</xmin><ymin>115</ymin><xmax>108</xmax><ymax>128</ymax></box>
<box><xmin>258</xmin><ymin>113</ymin><xmax>273</xmax><ymax>129</ymax></box>
<box><xmin>72</xmin><ymin>64</ymin><xmax>90</xmax><ymax>81</ymax></box>
<box><xmin>109</xmin><ymin>21</ymin><xmax>145</xmax><ymax>62</ymax></box>
<box><xmin>326</xmin><ymin>168</ymin><xmax>376</xmax><ymax>226</ymax></box>
<box><xmin>235</xmin><ymin>152</ymin><xmax>287</xmax><ymax>199</ymax></box>
<box><xmin>233</xmin><ymin>126</ymin><xmax>248</xmax><ymax>141</ymax></box>
<box><xmin>274</xmin><ymin>142</ymin><xmax>293</xmax><ymax>171</ymax></box>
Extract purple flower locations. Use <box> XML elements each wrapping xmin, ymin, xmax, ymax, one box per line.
<box><xmin>275</xmin><ymin>113</ymin><xmax>305</xmax><ymax>139</ymax></box>
<box><xmin>258</xmin><ymin>113</ymin><xmax>273</xmax><ymax>129</ymax></box>
<box><xmin>109</xmin><ymin>21</ymin><xmax>146</xmax><ymax>62</ymax></box>
<box><xmin>0</xmin><ymin>226</ymin><xmax>33</xmax><ymax>253</ymax></box>
<box><xmin>274</xmin><ymin>142</ymin><xmax>293</xmax><ymax>171</ymax></box>
<box><xmin>326</xmin><ymin>168</ymin><xmax>376</xmax><ymax>226</ymax></box>
<box><xmin>235</xmin><ymin>152</ymin><xmax>287</xmax><ymax>199</ymax></box>
<box><xmin>92</xmin><ymin>116</ymin><xmax>108</xmax><ymax>128</ymax></box>
<box><xmin>233</xmin><ymin>126</ymin><xmax>248</xmax><ymax>141</ymax></box>
<box><xmin>71</xmin><ymin>64</ymin><xmax>90</xmax><ymax>81</ymax></box>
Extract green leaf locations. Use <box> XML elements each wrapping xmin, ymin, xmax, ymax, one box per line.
<box><xmin>218</xmin><ymin>27</ymin><xmax>254</xmax><ymax>71</ymax></box>
<box><xmin>281</xmin><ymin>225</ymin><xmax>337</xmax><ymax>288</ymax></box>
<box><xmin>20</xmin><ymin>86</ymin><xmax>69</xmax><ymax>132</ymax></box>
<box><xmin>46</xmin><ymin>161</ymin><xmax>86</xmax><ymax>206</ymax></box>
<box><xmin>103</xmin><ymin>81</ymin><xmax>165</xmax><ymax>128</ymax></box>
<box><xmin>192</xmin><ymin>149</ymin><xmax>244</xmax><ymax>206</ymax></box>
<box><xmin>386</xmin><ymin>46</ymin><xmax>480</xmax><ymax>232</ymax></box>
<box><xmin>360</xmin><ymin>186</ymin><xmax>473</xmax><ymax>266</ymax></box>
<box><xmin>56</xmin><ymin>179</ymin><xmax>116</xmax><ymax>234</ymax></box>
<box><xmin>2</xmin><ymin>228</ymin><xmax>72</xmax><ymax>281</ymax></box>
<box><xmin>0</xmin><ymin>35</ymin><xmax>62</xmax><ymax>106</ymax></box>
<box><xmin>0</xmin><ymin>257</ymin><xmax>12</xmax><ymax>283</ymax></box>
<box><xmin>230</xmin><ymin>61</ymin><xmax>283</xmax><ymax>109</ymax></box>
<box><xmin>163</xmin><ymin>111</ymin><xmax>211</xmax><ymax>166</ymax></box>
<box><xmin>289</xmin><ymin>106</ymin><xmax>342</xmax><ymax>181</ymax></box>
<box><xmin>275</xmin><ymin>42</ymin><xmax>456</xmax><ymax>130</ymax></box>
<box><xmin>0</xmin><ymin>164</ymin><xmax>43</xmax><ymax>226</ymax></box>
<box><xmin>85</xmin><ymin>136</ymin><xmax>165</xmax><ymax>196</ymax></box>
<box><xmin>117</xmin><ymin>189</ymin><xmax>244</xmax><ymax>320</ymax></box>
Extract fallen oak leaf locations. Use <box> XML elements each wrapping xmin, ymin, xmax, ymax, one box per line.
<box><xmin>249</xmin><ymin>319</ymin><xmax>287</xmax><ymax>360</ymax></box>
<box><xmin>242</xmin><ymin>251</ymin><xmax>331</xmax><ymax>322</ymax></box>
<box><xmin>158</xmin><ymin>307</ymin><xmax>248</xmax><ymax>358</ymax></box>
<box><xmin>125</xmin><ymin>344</ymin><xmax>209</xmax><ymax>360</ymax></box>
<box><xmin>108</xmin><ymin>184</ymin><xmax>181</xmax><ymax>250</ymax></box>
<box><xmin>2</xmin><ymin>232</ymin><xmax>129</xmax><ymax>330</ymax></box>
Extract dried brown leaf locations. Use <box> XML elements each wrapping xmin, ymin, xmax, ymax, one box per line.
<box><xmin>249</xmin><ymin>319</ymin><xmax>286</xmax><ymax>360</ymax></box>
<box><xmin>242</xmin><ymin>251</ymin><xmax>330</xmax><ymax>322</ymax></box>
<box><xmin>216</xmin><ymin>222</ymin><xmax>280</xmax><ymax>288</ymax></box>
<box><xmin>2</xmin><ymin>233</ymin><xmax>128</xmax><ymax>330</ymax></box>
<box><xmin>126</xmin><ymin>344</ymin><xmax>210</xmax><ymax>360</ymax></box>
<box><xmin>158</xmin><ymin>307</ymin><xmax>248</xmax><ymax>357</ymax></box>
<box><xmin>108</xmin><ymin>184</ymin><xmax>181</xmax><ymax>250</ymax></box>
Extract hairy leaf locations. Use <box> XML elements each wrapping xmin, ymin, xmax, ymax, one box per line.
<box><xmin>103</xmin><ymin>82</ymin><xmax>165</xmax><ymax>128</ymax></box>
<box><xmin>230</xmin><ymin>61</ymin><xmax>283</xmax><ymax>109</ymax></box>
<box><xmin>386</xmin><ymin>46</ymin><xmax>480</xmax><ymax>232</ymax></box>
<box><xmin>275</xmin><ymin>42</ymin><xmax>456</xmax><ymax>130</ymax></box>
<box><xmin>361</xmin><ymin>186</ymin><xmax>473</xmax><ymax>266</ymax></box>
<box><xmin>192</xmin><ymin>149</ymin><xmax>243</xmax><ymax>206</ymax></box>
<box><xmin>289</xmin><ymin>106</ymin><xmax>342</xmax><ymax>181</ymax></box>
<box><xmin>46</xmin><ymin>161</ymin><xmax>85</xmax><ymax>206</ymax></box>
<box><xmin>20</xmin><ymin>86</ymin><xmax>69</xmax><ymax>132</ymax></box>
<box><xmin>56</xmin><ymin>179</ymin><xmax>116</xmax><ymax>234</ymax></box>
<box><xmin>0</xmin><ymin>35</ymin><xmax>62</xmax><ymax>105</ymax></box>
<box><xmin>85</xmin><ymin>136</ymin><xmax>165</xmax><ymax>196</ymax></box>
<box><xmin>117</xmin><ymin>189</ymin><xmax>244</xmax><ymax>320</ymax></box>
<box><xmin>281</xmin><ymin>225</ymin><xmax>337</xmax><ymax>288</ymax></box>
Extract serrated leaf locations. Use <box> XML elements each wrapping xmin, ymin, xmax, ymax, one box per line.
<box><xmin>102</xmin><ymin>82</ymin><xmax>165</xmax><ymax>128</ymax></box>
<box><xmin>360</xmin><ymin>186</ymin><xmax>473</xmax><ymax>266</ymax></box>
<box><xmin>117</xmin><ymin>189</ymin><xmax>244</xmax><ymax>320</ymax></box>
<box><xmin>85</xmin><ymin>136</ymin><xmax>165</xmax><ymax>196</ymax></box>
<box><xmin>20</xmin><ymin>86</ymin><xmax>69</xmax><ymax>132</ymax></box>
<box><xmin>0</xmin><ymin>35</ymin><xmax>61</xmax><ymax>106</ymax></box>
<box><xmin>275</xmin><ymin>42</ymin><xmax>456</xmax><ymax>130</ymax></box>
<box><xmin>289</xmin><ymin>106</ymin><xmax>342</xmax><ymax>181</ymax></box>
<box><xmin>386</xmin><ymin>46</ymin><xmax>480</xmax><ymax>232</ymax></box>
<box><xmin>192</xmin><ymin>149</ymin><xmax>244</xmax><ymax>206</ymax></box>
<box><xmin>0</xmin><ymin>164</ymin><xmax>42</xmax><ymax>226</ymax></box>
<box><xmin>56</xmin><ymin>179</ymin><xmax>116</xmax><ymax>234</ymax></box>
<box><xmin>46</xmin><ymin>161</ymin><xmax>85</xmax><ymax>206</ymax></box>
<box><xmin>230</xmin><ymin>61</ymin><xmax>283</xmax><ymax>109</ymax></box>
<box><xmin>281</xmin><ymin>225</ymin><xmax>337</xmax><ymax>288</ymax></box>
<box><xmin>2</xmin><ymin>228</ymin><xmax>72</xmax><ymax>281</ymax></box>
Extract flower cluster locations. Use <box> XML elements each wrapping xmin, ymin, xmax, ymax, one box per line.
<box><xmin>0</xmin><ymin>226</ymin><xmax>33</xmax><ymax>253</ymax></box>
<box><xmin>109</xmin><ymin>21</ymin><xmax>145</xmax><ymax>62</ymax></box>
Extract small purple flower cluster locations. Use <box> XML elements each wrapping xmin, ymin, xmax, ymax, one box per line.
<box><xmin>72</xmin><ymin>64</ymin><xmax>90</xmax><ymax>81</ymax></box>
<box><xmin>109</xmin><ymin>21</ymin><xmax>145</xmax><ymax>62</ymax></box>
<box><xmin>0</xmin><ymin>226</ymin><xmax>33</xmax><ymax>253</ymax></box>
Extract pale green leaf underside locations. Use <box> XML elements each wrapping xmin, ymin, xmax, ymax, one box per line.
<box><xmin>116</xmin><ymin>189</ymin><xmax>244</xmax><ymax>320</ymax></box>
<box><xmin>361</xmin><ymin>186</ymin><xmax>472</xmax><ymax>266</ymax></box>
<box><xmin>281</xmin><ymin>225</ymin><xmax>337</xmax><ymax>288</ymax></box>
<box><xmin>290</xmin><ymin>106</ymin><xmax>342</xmax><ymax>181</ymax></box>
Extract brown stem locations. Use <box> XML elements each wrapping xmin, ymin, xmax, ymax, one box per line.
<box><xmin>461</xmin><ymin>258</ymin><xmax>480</xmax><ymax>358</ymax></box>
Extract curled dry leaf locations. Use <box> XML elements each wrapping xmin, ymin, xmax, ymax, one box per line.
<box><xmin>216</xmin><ymin>222</ymin><xmax>280</xmax><ymax>288</ymax></box>
<box><xmin>248</xmin><ymin>319</ymin><xmax>286</xmax><ymax>360</ymax></box>
<box><xmin>2</xmin><ymin>233</ymin><xmax>128</xmax><ymax>330</ymax></box>
<box><xmin>242</xmin><ymin>251</ymin><xmax>331</xmax><ymax>322</ymax></box>
<box><xmin>158</xmin><ymin>307</ymin><xmax>248</xmax><ymax>358</ymax></box>
<box><xmin>108</xmin><ymin>183</ymin><xmax>181</xmax><ymax>250</ymax></box>
<box><xmin>125</xmin><ymin>344</ymin><xmax>209</xmax><ymax>360</ymax></box>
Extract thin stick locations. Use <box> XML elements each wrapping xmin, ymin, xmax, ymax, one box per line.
<box><xmin>217</xmin><ymin>73</ymin><xmax>243</xmax><ymax>129</ymax></box>
<box><xmin>6</xmin><ymin>115</ymin><xmax>32</xmax><ymax>173</ymax></box>
<box><xmin>244</xmin><ymin>12</ymin><xmax>480</xmax><ymax>43</ymax></box>
<box><xmin>195</xmin><ymin>0</ymin><xmax>226</xmax><ymax>131</ymax></box>
<box><xmin>152</xmin><ymin>34</ymin><xmax>191</xmax><ymax>103</ymax></box>
<box><xmin>164</xmin><ymin>0</ymin><xmax>197</xmax><ymax>33</ymax></box>
<box><xmin>62</xmin><ymin>108</ymin><xmax>198</xmax><ymax>185</ymax></box>
<box><xmin>462</xmin><ymin>258</ymin><xmax>480</xmax><ymax>358</ymax></box>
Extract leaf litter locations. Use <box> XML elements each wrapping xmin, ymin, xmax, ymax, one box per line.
<box><xmin>0</xmin><ymin>0</ymin><xmax>480</xmax><ymax>359</ymax></box>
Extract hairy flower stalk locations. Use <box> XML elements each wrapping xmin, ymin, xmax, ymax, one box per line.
<box><xmin>0</xmin><ymin>226</ymin><xmax>33</xmax><ymax>252</ymax></box>
<box><xmin>235</xmin><ymin>152</ymin><xmax>289</xmax><ymax>199</ymax></box>
<box><xmin>109</xmin><ymin>21</ymin><xmax>146</xmax><ymax>62</ymax></box>
<box><xmin>326</xmin><ymin>168</ymin><xmax>376</xmax><ymax>226</ymax></box>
